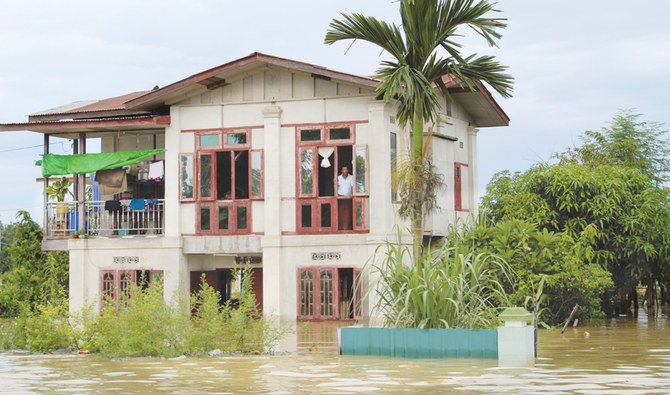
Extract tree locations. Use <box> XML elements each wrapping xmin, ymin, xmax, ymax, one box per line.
<box><xmin>325</xmin><ymin>0</ymin><xmax>513</xmax><ymax>261</ymax></box>
<box><xmin>0</xmin><ymin>211</ymin><xmax>69</xmax><ymax>317</ymax></box>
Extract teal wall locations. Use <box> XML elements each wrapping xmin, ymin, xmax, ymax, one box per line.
<box><xmin>339</xmin><ymin>327</ymin><xmax>498</xmax><ymax>359</ymax></box>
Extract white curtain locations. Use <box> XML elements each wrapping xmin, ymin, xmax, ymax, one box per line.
<box><xmin>318</xmin><ymin>147</ymin><xmax>335</xmax><ymax>168</ymax></box>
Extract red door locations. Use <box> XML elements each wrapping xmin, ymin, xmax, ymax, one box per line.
<box><xmin>353</xmin><ymin>268</ymin><xmax>364</xmax><ymax>320</ymax></box>
<box><xmin>297</xmin><ymin>267</ymin><xmax>339</xmax><ymax>320</ymax></box>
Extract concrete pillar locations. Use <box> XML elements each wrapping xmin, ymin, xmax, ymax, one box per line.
<box><xmin>497</xmin><ymin>307</ymin><xmax>534</xmax><ymax>363</ymax></box>
<box><xmin>261</xmin><ymin>104</ymin><xmax>283</xmax><ymax>319</ymax></box>
<box><xmin>43</xmin><ymin>134</ymin><xmax>49</xmax><ymax>233</ymax></box>
<box><xmin>366</xmin><ymin>101</ymin><xmax>390</xmax><ymax>235</ymax></box>
<box><xmin>78</xmin><ymin>133</ymin><xmax>86</xmax><ymax>233</ymax></box>
<box><xmin>467</xmin><ymin>126</ymin><xmax>479</xmax><ymax>215</ymax></box>
<box><xmin>68</xmin><ymin>249</ymin><xmax>86</xmax><ymax>315</ymax></box>
<box><xmin>164</xmin><ymin>108</ymin><xmax>181</xmax><ymax>238</ymax></box>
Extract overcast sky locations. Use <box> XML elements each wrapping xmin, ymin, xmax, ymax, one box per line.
<box><xmin>1</xmin><ymin>0</ymin><xmax>669</xmax><ymax>224</ymax></box>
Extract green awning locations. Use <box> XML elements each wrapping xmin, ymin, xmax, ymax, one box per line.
<box><xmin>38</xmin><ymin>149</ymin><xmax>165</xmax><ymax>177</ymax></box>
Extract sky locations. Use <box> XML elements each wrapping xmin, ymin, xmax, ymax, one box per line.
<box><xmin>0</xmin><ymin>0</ymin><xmax>669</xmax><ymax>224</ymax></box>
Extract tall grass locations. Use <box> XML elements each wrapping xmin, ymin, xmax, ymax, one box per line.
<box><xmin>372</xmin><ymin>230</ymin><xmax>512</xmax><ymax>329</ymax></box>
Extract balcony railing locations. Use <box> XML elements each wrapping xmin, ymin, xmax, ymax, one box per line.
<box><xmin>45</xmin><ymin>200</ymin><xmax>165</xmax><ymax>238</ymax></box>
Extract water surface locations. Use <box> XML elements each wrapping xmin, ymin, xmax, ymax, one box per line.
<box><xmin>1</xmin><ymin>315</ymin><xmax>669</xmax><ymax>394</ymax></box>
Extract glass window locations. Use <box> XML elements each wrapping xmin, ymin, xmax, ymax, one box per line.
<box><xmin>251</xmin><ymin>151</ymin><xmax>262</xmax><ymax>198</ymax></box>
<box><xmin>200</xmin><ymin>206</ymin><xmax>211</xmax><ymax>231</ymax></box>
<box><xmin>237</xmin><ymin>205</ymin><xmax>247</xmax><ymax>230</ymax></box>
<box><xmin>301</xmin><ymin>204</ymin><xmax>312</xmax><ymax>228</ymax></box>
<box><xmin>179</xmin><ymin>154</ymin><xmax>194</xmax><ymax>200</ymax></box>
<box><xmin>300</xmin><ymin>129</ymin><xmax>321</xmax><ymax>142</ymax></box>
<box><xmin>234</xmin><ymin>151</ymin><xmax>249</xmax><ymax>199</ymax></box>
<box><xmin>329</xmin><ymin>127</ymin><xmax>351</xmax><ymax>140</ymax></box>
<box><xmin>218</xmin><ymin>206</ymin><xmax>229</xmax><ymax>230</ymax></box>
<box><xmin>355</xmin><ymin>201</ymin><xmax>363</xmax><ymax>228</ymax></box>
<box><xmin>227</xmin><ymin>132</ymin><xmax>247</xmax><ymax>145</ymax></box>
<box><xmin>321</xmin><ymin>203</ymin><xmax>331</xmax><ymax>228</ymax></box>
<box><xmin>200</xmin><ymin>134</ymin><xmax>219</xmax><ymax>147</ymax></box>
<box><xmin>355</xmin><ymin>145</ymin><xmax>367</xmax><ymax>194</ymax></box>
<box><xmin>300</xmin><ymin>149</ymin><xmax>313</xmax><ymax>195</ymax></box>
<box><xmin>199</xmin><ymin>154</ymin><xmax>212</xmax><ymax>199</ymax></box>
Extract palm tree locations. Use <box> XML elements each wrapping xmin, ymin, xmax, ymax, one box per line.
<box><xmin>325</xmin><ymin>0</ymin><xmax>513</xmax><ymax>262</ymax></box>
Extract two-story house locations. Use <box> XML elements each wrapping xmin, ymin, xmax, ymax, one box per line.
<box><xmin>0</xmin><ymin>53</ymin><xmax>508</xmax><ymax>322</ymax></box>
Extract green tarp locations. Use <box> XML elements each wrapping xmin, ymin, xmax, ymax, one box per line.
<box><xmin>38</xmin><ymin>149</ymin><xmax>165</xmax><ymax>177</ymax></box>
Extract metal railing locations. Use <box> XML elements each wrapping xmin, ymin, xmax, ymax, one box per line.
<box><xmin>45</xmin><ymin>199</ymin><xmax>165</xmax><ymax>238</ymax></box>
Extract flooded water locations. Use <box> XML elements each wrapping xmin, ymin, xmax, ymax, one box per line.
<box><xmin>1</xmin><ymin>314</ymin><xmax>670</xmax><ymax>394</ymax></box>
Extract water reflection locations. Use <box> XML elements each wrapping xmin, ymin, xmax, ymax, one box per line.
<box><xmin>1</xmin><ymin>314</ymin><xmax>670</xmax><ymax>393</ymax></box>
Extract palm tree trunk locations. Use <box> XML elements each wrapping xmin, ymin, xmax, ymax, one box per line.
<box><xmin>411</xmin><ymin>115</ymin><xmax>424</xmax><ymax>265</ymax></box>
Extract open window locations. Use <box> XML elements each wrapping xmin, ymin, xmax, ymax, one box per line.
<box><xmin>179</xmin><ymin>153</ymin><xmax>195</xmax><ymax>201</ymax></box>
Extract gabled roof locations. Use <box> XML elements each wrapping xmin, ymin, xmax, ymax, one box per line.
<box><xmin>2</xmin><ymin>52</ymin><xmax>509</xmax><ymax>132</ymax></box>
<box><xmin>123</xmin><ymin>52</ymin><xmax>379</xmax><ymax>110</ymax></box>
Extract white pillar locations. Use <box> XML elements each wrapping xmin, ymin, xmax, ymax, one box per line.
<box><xmin>261</xmin><ymin>105</ymin><xmax>283</xmax><ymax>319</ymax></box>
<box><xmin>366</xmin><ymin>101</ymin><xmax>390</xmax><ymax>235</ymax></box>
<box><xmin>467</xmin><ymin>126</ymin><xmax>479</xmax><ymax>215</ymax></box>
<box><xmin>164</xmin><ymin>109</ymin><xmax>180</xmax><ymax>238</ymax></box>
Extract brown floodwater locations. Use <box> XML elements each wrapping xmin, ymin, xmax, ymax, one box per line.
<box><xmin>1</xmin><ymin>313</ymin><xmax>669</xmax><ymax>394</ymax></box>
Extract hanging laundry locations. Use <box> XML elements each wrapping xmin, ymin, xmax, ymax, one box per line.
<box><xmin>104</xmin><ymin>200</ymin><xmax>121</xmax><ymax>212</ymax></box>
<box><xmin>120</xmin><ymin>200</ymin><xmax>131</xmax><ymax>208</ymax></box>
<box><xmin>96</xmin><ymin>169</ymin><xmax>128</xmax><ymax>195</ymax></box>
<box><xmin>148</xmin><ymin>160</ymin><xmax>164</xmax><ymax>180</ymax></box>
<box><xmin>130</xmin><ymin>199</ymin><xmax>145</xmax><ymax>211</ymax></box>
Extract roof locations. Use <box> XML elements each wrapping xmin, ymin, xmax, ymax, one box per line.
<box><xmin>2</xmin><ymin>52</ymin><xmax>509</xmax><ymax>131</ymax></box>
<box><xmin>124</xmin><ymin>52</ymin><xmax>379</xmax><ymax>110</ymax></box>
<box><xmin>28</xmin><ymin>91</ymin><xmax>152</xmax><ymax>122</ymax></box>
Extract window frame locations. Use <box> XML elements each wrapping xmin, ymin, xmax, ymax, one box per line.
<box><xmin>179</xmin><ymin>153</ymin><xmax>196</xmax><ymax>202</ymax></box>
<box><xmin>454</xmin><ymin>162</ymin><xmax>469</xmax><ymax>212</ymax></box>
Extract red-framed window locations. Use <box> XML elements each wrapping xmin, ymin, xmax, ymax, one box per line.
<box><xmin>297</xmin><ymin>266</ymin><xmax>365</xmax><ymax>321</ymax></box>
<box><xmin>194</xmin><ymin>128</ymin><xmax>262</xmax><ymax>235</ymax></box>
<box><xmin>454</xmin><ymin>162</ymin><xmax>469</xmax><ymax>212</ymax></box>
<box><xmin>99</xmin><ymin>269</ymin><xmax>164</xmax><ymax>312</ymax></box>
<box><xmin>295</xmin><ymin>124</ymin><xmax>369</xmax><ymax>234</ymax></box>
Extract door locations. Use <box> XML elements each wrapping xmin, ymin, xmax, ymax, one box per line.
<box><xmin>297</xmin><ymin>267</ymin><xmax>339</xmax><ymax>320</ymax></box>
<box><xmin>353</xmin><ymin>268</ymin><xmax>364</xmax><ymax>320</ymax></box>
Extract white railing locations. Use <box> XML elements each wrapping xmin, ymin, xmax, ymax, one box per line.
<box><xmin>45</xmin><ymin>199</ymin><xmax>165</xmax><ymax>238</ymax></box>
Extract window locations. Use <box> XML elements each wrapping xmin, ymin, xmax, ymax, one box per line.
<box><xmin>199</xmin><ymin>134</ymin><xmax>220</xmax><ymax>148</ymax></box>
<box><xmin>180</xmin><ymin>154</ymin><xmax>195</xmax><ymax>201</ymax></box>
<box><xmin>99</xmin><ymin>269</ymin><xmax>164</xmax><ymax>312</ymax></box>
<box><xmin>454</xmin><ymin>162</ymin><xmax>469</xmax><ymax>212</ymax></box>
<box><xmin>296</xmin><ymin>124</ymin><xmax>368</xmax><ymax>234</ymax></box>
<box><xmin>195</xmin><ymin>128</ymin><xmax>262</xmax><ymax>234</ymax></box>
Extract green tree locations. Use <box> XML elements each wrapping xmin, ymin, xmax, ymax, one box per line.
<box><xmin>325</xmin><ymin>0</ymin><xmax>513</xmax><ymax>261</ymax></box>
<box><xmin>0</xmin><ymin>211</ymin><xmax>69</xmax><ymax>317</ymax></box>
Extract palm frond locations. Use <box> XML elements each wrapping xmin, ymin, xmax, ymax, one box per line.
<box><xmin>324</xmin><ymin>13</ymin><xmax>406</xmax><ymax>60</ymax></box>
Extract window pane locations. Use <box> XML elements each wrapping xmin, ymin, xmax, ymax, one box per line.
<box><xmin>355</xmin><ymin>201</ymin><xmax>363</xmax><ymax>228</ymax></box>
<box><xmin>200</xmin><ymin>154</ymin><xmax>212</xmax><ymax>198</ymax></box>
<box><xmin>355</xmin><ymin>146</ymin><xmax>367</xmax><ymax>194</ymax></box>
<box><xmin>180</xmin><ymin>154</ymin><xmax>194</xmax><ymax>199</ymax></box>
<box><xmin>200</xmin><ymin>206</ymin><xmax>210</xmax><ymax>231</ymax></box>
<box><xmin>300</xmin><ymin>129</ymin><xmax>321</xmax><ymax>141</ymax></box>
<box><xmin>329</xmin><ymin>127</ymin><xmax>350</xmax><ymax>140</ymax></box>
<box><xmin>216</xmin><ymin>151</ymin><xmax>231</xmax><ymax>200</ymax></box>
<box><xmin>227</xmin><ymin>133</ymin><xmax>247</xmax><ymax>145</ymax></box>
<box><xmin>301</xmin><ymin>204</ymin><xmax>312</xmax><ymax>228</ymax></box>
<box><xmin>321</xmin><ymin>203</ymin><xmax>331</xmax><ymax>228</ymax></box>
<box><xmin>234</xmin><ymin>151</ymin><xmax>249</xmax><ymax>199</ymax></box>
<box><xmin>390</xmin><ymin>132</ymin><xmax>397</xmax><ymax>201</ymax></box>
<box><xmin>200</xmin><ymin>134</ymin><xmax>219</xmax><ymax>147</ymax></box>
<box><xmin>237</xmin><ymin>205</ymin><xmax>247</xmax><ymax>230</ymax></box>
<box><xmin>300</xmin><ymin>149</ymin><xmax>313</xmax><ymax>195</ymax></box>
<box><xmin>251</xmin><ymin>151</ymin><xmax>262</xmax><ymax>197</ymax></box>
<box><xmin>218</xmin><ymin>206</ymin><xmax>229</xmax><ymax>230</ymax></box>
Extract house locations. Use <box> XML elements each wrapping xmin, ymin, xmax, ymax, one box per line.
<box><xmin>0</xmin><ymin>53</ymin><xmax>508</xmax><ymax>322</ymax></box>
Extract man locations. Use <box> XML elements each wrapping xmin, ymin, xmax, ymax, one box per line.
<box><xmin>337</xmin><ymin>165</ymin><xmax>354</xmax><ymax>230</ymax></box>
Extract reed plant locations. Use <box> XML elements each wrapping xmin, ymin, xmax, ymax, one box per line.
<box><xmin>372</xmin><ymin>228</ymin><xmax>512</xmax><ymax>329</ymax></box>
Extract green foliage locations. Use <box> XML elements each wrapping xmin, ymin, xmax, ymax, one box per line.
<box><xmin>44</xmin><ymin>177</ymin><xmax>73</xmax><ymax>202</ymax></box>
<box><xmin>0</xmin><ymin>211</ymin><xmax>69</xmax><ymax>317</ymax></box>
<box><xmin>445</xmin><ymin>218</ymin><xmax>612</xmax><ymax>324</ymax></box>
<box><xmin>372</xmin><ymin>229</ymin><xmax>512</xmax><ymax>329</ymax></box>
<box><xmin>482</xmin><ymin>111</ymin><xmax>670</xmax><ymax>316</ymax></box>
<box><xmin>0</xmin><ymin>302</ymin><xmax>76</xmax><ymax>352</ymax></box>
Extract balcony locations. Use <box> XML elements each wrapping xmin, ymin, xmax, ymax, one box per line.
<box><xmin>44</xmin><ymin>199</ymin><xmax>165</xmax><ymax>239</ymax></box>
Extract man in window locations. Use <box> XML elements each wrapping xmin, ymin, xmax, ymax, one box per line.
<box><xmin>337</xmin><ymin>165</ymin><xmax>354</xmax><ymax>230</ymax></box>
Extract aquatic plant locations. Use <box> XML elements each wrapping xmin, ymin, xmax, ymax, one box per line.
<box><xmin>371</xmin><ymin>228</ymin><xmax>512</xmax><ymax>329</ymax></box>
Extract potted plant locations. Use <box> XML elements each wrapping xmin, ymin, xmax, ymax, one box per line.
<box><xmin>45</xmin><ymin>177</ymin><xmax>74</xmax><ymax>235</ymax></box>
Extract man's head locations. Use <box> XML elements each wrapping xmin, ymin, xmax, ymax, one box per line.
<box><xmin>341</xmin><ymin>165</ymin><xmax>349</xmax><ymax>177</ymax></box>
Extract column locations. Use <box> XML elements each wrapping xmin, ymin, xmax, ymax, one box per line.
<box><xmin>366</xmin><ymin>101</ymin><xmax>389</xmax><ymax>235</ymax></box>
<box><xmin>78</xmin><ymin>133</ymin><xmax>86</xmax><ymax>233</ymax></box>
<box><xmin>43</xmin><ymin>134</ymin><xmax>49</xmax><ymax>233</ymax></box>
<box><xmin>467</xmin><ymin>126</ymin><xmax>479</xmax><ymax>215</ymax></box>
<box><xmin>164</xmin><ymin>107</ymin><xmax>181</xmax><ymax>238</ymax></box>
<box><xmin>261</xmin><ymin>105</ymin><xmax>283</xmax><ymax>319</ymax></box>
